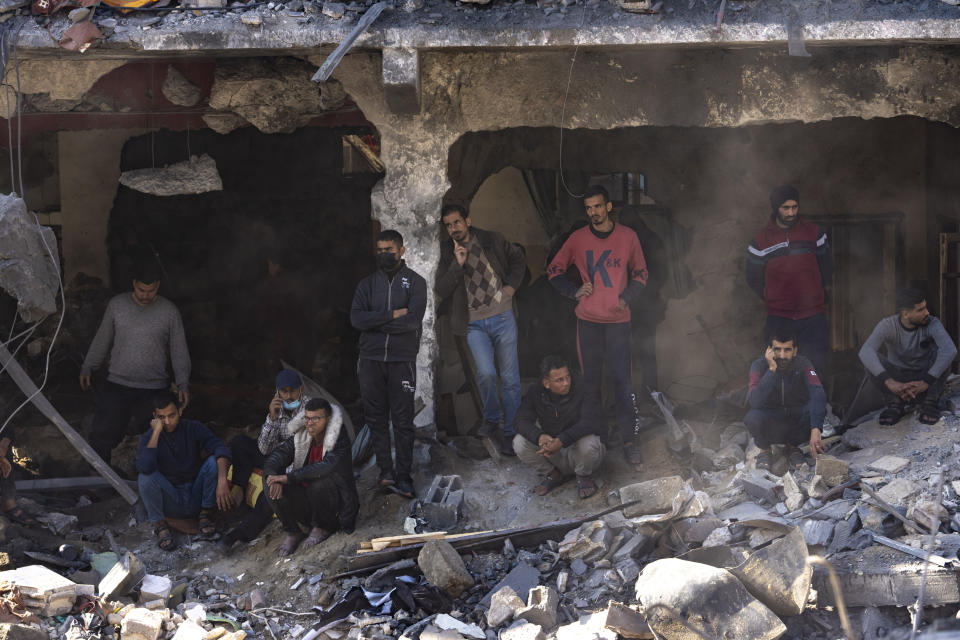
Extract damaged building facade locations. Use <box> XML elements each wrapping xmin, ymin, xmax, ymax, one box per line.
<box><xmin>2</xmin><ymin>2</ymin><xmax>960</xmax><ymax>427</ymax></box>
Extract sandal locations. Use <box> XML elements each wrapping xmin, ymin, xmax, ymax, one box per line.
<box><xmin>918</xmin><ymin>403</ymin><xmax>941</xmax><ymax>425</ymax></box>
<box><xmin>878</xmin><ymin>404</ymin><xmax>905</xmax><ymax>426</ymax></box>
<box><xmin>154</xmin><ymin>523</ymin><xmax>177</xmax><ymax>551</ymax></box>
<box><xmin>197</xmin><ymin>510</ymin><xmax>216</xmax><ymax>537</ymax></box>
<box><xmin>4</xmin><ymin>506</ymin><xmax>39</xmax><ymax>527</ymax></box>
<box><xmin>577</xmin><ymin>477</ymin><xmax>598</xmax><ymax>499</ymax></box>
<box><xmin>534</xmin><ymin>471</ymin><xmax>567</xmax><ymax>496</ymax></box>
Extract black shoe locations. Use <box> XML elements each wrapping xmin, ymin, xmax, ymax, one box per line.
<box><xmin>500</xmin><ymin>437</ymin><xmax>517</xmax><ymax>457</ymax></box>
<box><xmin>389</xmin><ymin>478</ymin><xmax>415</xmax><ymax>499</ymax></box>
<box><xmin>477</xmin><ymin>420</ymin><xmax>501</xmax><ymax>438</ymax></box>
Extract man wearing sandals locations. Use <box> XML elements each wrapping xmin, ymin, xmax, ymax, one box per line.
<box><xmin>137</xmin><ymin>392</ymin><xmax>232</xmax><ymax>550</ymax></box>
<box><xmin>514</xmin><ymin>355</ymin><xmax>605</xmax><ymax>498</ymax></box>
<box><xmin>859</xmin><ymin>288</ymin><xmax>957</xmax><ymax>426</ymax></box>
<box><xmin>1</xmin><ymin>428</ymin><xmax>39</xmax><ymax>527</ymax></box>
<box><xmin>263</xmin><ymin>398</ymin><xmax>358</xmax><ymax>556</ymax></box>
<box><xmin>746</xmin><ymin>334</ymin><xmax>827</xmax><ymax>471</ymax></box>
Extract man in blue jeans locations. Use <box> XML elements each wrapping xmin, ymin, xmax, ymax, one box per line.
<box><xmin>437</xmin><ymin>204</ymin><xmax>527</xmax><ymax>456</ymax></box>
<box><xmin>137</xmin><ymin>392</ymin><xmax>232</xmax><ymax>550</ymax></box>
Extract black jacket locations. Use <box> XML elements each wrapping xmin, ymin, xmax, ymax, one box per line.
<box><xmin>350</xmin><ymin>262</ymin><xmax>427</xmax><ymax>362</ymax></box>
<box><xmin>515</xmin><ymin>377</ymin><xmax>602</xmax><ymax>447</ymax></box>
<box><xmin>263</xmin><ymin>423</ymin><xmax>359</xmax><ymax>533</ymax></box>
<box><xmin>747</xmin><ymin>355</ymin><xmax>827</xmax><ymax>429</ymax></box>
<box><xmin>436</xmin><ymin>227</ymin><xmax>526</xmax><ymax>336</ymax></box>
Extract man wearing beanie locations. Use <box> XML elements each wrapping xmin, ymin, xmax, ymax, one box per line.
<box><xmin>351</xmin><ymin>229</ymin><xmax>427</xmax><ymax>499</ymax></box>
<box><xmin>747</xmin><ymin>185</ymin><xmax>834</xmax><ymax>383</ymax></box>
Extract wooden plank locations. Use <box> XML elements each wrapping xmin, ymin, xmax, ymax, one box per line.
<box><xmin>0</xmin><ymin>344</ymin><xmax>138</xmax><ymax>505</ymax></box>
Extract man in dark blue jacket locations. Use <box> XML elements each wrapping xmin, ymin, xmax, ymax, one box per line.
<box><xmin>350</xmin><ymin>230</ymin><xmax>427</xmax><ymax>498</ymax></box>
<box><xmin>137</xmin><ymin>391</ymin><xmax>232</xmax><ymax>550</ymax></box>
<box><xmin>745</xmin><ymin>334</ymin><xmax>827</xmax><ymax>471</ymax></box>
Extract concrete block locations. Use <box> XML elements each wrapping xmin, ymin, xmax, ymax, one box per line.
<box><xmin>781</xmin><ymin>471</ymin><xmax>804</xmax><ymax>511</ymax></box>
<box><xmin>139</xmin><ymin>574</ymin><xmax>172</xmax><ymax>603</ymax></box>
<box><xmin>120</xmin><ymin>607</ymin><xmax>164</xmax><ymax>640</ymax></box>
<box><xmin>602</xmin><ymin>602</ymin><xmax>654</xmax><ymax>639</ymax></box>
<box><xmin>738</xmin><ymin>472</ymin><xmax>780</xmax><ymax>504</ymax></box>
<box><xmin>555</xmin><ymin>612</ymin><xmax>617</xmax><ymax>640</ymax></box>
<box><xmin>731</xmin><ymin>528</ymin><xmax>812</xmax><ymax>617</ymax></box>
<box><xmin>418</xmin><ymin>541</ymin><xmax>475</xmax><ymax>598</ymax></box>
<box><xmin>98</xmin><ymin>552</ymin><xmax>145</xmax><ymax>600</ymax></box>
<box><xmin>0</xmin><ymin>623</ymin><xmax>47</xmax><ymax>640</ymax></box>
<box><xmin>814</xmin><ymin>455</ymin><xmax>850</xmax><ymax>487</ymax></box>
<box><xmin>0</xmin><ymin>565</ymin><xmax>78</xmax><ymax>616</ymax></box>
<box><xmin>635</xmin><ymin>559</ymin><xmax>785</xmax><ymax>640</ymax></box>
<box><xmin>868</xmin><ymin>455</ymin><xmax>910</xmax><ymax>474</ymax></box>
<box><xmin>500</xmin><ymin>621</ymin><xmax>543</xmax><ymax>640</ymax></box>
<box><xmin>611</xmin><ymin>532</ymin><xmax>650</xmax><ymax>561</ymax></box>
<box><xmin>486</xmin><ymin>586</ymin><xmax>524</xmax><ymax>628</ymax></box>
<box><xmin>517</xmin><ymin>586</ymin><xmax>558</xmax><ymax>631</ymax></box>
<box><xmin>618</xmin><ymin>476</ymin><xmax>684</xmax><ymax>517</ymax></box>
<box><xmin>422</xmin><ymin>475</ymin><xmax>464</xmax><ymax>530</ymax></box>
<box><xmin>558</xmin><ymin>520</ymin><xmax>613</xmax><ymax>561</ymax></box>
<box><xmin>615</xmin><ymin>558</ymin><xmax>641</xmax><ymax>583</ymax></box>
<box><xmin>908</xmin><ymin>500</ymin><xmax>947</xmax><ymax>532</ymax></box>
<box><xmin>877</xmin><ymin>478</ymin><xmax>920</xmax><ymax>507</ymax></box>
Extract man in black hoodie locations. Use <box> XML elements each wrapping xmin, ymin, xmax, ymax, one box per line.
<box><xmin>350</xmin><ymin>230</ymin><xmax>427</xmax><ymax>498</ymax></box>
<box><xmin>514</xmin><ymin>355</ymin><xmax>606</xmax><ymax>499</ymax></box>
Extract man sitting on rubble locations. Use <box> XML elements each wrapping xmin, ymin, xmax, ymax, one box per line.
<box><xmin>220</xmin><ymin>368</ymin><xmax>312</xmax><ymax>549</ymax></box>
<box><xmin>263</xmin><ymin>398</ymin><xmax>358</xmax><ymax>556</ymax></box>
<box><xmin>745</xmin><ymin>334</ymin><xmax>827</xmax><ymax>471</ymax></box>
<box><xmin>514</xmin><ymin>355</ymin><xmax>606</xmax><ymax>499</ymax></box>
<box><xmin>137</xmin><ymin>392</ymin><xmax>233</xmax><ymax>551</ymax></box>
<box><xmin>858</xmin><ymin>287</ymin><xmax>957</xmax><ymax>426</ymax></box>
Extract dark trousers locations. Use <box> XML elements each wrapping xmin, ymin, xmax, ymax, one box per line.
<box><xmin>226</xmin><ymin>435</ymin><xmax>275</xmax><ymax>542</ymax></box>
<box><xmin>91</xmin><ymin>381</ymin><xmax>159</xmax><ymax>463</ymax></box>
<box><xmin>577</xmin><ymin>319</ymin><xmax>642</xmax><ymax>442</ymax></box>
<box><xmin>633</xmin><ymin>319</ymin><xmax>658</xmax><ymax>393</ymax></box>
<box><xmin>266</xmin><ymin>477</ymin><xmax>341</xmax><ymax>533</ymax></box>
<box><xmin>764</xmin><ymin>313</ymin><xmax>829</xmax><ymax>386</ymax></box>
<box><xmin>873</xmin><ymin>360</ymin><xmax>949</xmax><ymax>407</ymax></box>
<box><xmin>744</xmin><ymin>407</ymin><xmax>809</xmax><ymax>449</ymax></box>
<box><xmin>358</xmin><ymin>359</ymin><xmax>416</xmax><ymax>481</ymax></box>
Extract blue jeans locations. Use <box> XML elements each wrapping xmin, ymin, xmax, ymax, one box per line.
<box><xmin>138</xmin><ymin>456</ymin><xmax>219</xmax><ymax>523</ymax></box>
<box><xmin>466</xmin><ymin>310</ymin><xmax>521</xmax><ymax>437</ymax></box>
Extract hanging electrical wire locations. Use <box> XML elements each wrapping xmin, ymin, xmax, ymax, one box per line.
<box><xmin>558</xmin><ymin>0</ymin><xmax>589</xmax><ymax>199</ymax></box>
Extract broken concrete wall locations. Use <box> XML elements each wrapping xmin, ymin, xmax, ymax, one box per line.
<box><xmin>0</xmin><ymin>59</ymin><xmax>126</xmax><ymax>115</ymax></box>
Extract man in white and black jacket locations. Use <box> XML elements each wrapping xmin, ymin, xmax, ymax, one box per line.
<box><xmin>350</xmin><ymin>229</ymin><xmax>427</xmax><ymax>499</ymax></box>
<box><xmin>263</xmin><ymin>398</ymin><xmax>359</xmax><ymax>556</ymax></box>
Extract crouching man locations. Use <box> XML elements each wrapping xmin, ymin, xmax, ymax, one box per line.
<box><xmin>264</xmin><ymin>398</ymin><xmax>359</xmax><ymax>556</ymax></box>
<box><xmin>513</xmin><ymin>356</ymin><xmax>606</xmax><ymax>499</ymax></box>
<box><xmin>745</xmin><ymin>335</ymin><xmax>827</xmax><ymax>471</ymax></box>
<box><xmin>137</xmin><ymin>392</ymin><xmax>232</xmax><ymax>551</ymax></box>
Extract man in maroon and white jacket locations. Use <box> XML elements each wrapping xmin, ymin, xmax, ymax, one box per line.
<box><xmin>746</xmin><ymin>185</ymin><xmax>834</xmax><ymax>383</ymax></box>
<box><xmin>547</xmin><ymin>185</ymin><xmax>648</xmax><ymax>466</ymax></box>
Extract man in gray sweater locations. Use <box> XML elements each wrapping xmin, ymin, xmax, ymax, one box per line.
<box><xmin>859</xmin><ymin>287</ymin><xmax>957</xmax><ymax>426</ymax></box>
<box><xmin>80</xmin><ymin>259</ymin><xmax>191</xmax><ymax>463</ymax></box>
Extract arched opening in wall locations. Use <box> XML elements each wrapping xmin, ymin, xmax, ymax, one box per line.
<box><xmin>107</xmin><ymin>123</ymin><xmax>381</xmax><ymax>427</ymax></box>
<box><xmin>437</xmin><ymin>117</ymin><xmax>960</xmax><ymax>439</ymax></box>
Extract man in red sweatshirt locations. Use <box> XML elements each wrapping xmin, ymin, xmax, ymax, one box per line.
<box><xmin>547</xmin><ymin>186</ymin><xmax>649</xmax><ymax>465</ymax></box>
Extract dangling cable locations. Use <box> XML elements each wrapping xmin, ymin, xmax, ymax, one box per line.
<box><xmin>558</xmin><ymin>0</ymin><xmax>589</xmax><ymax>199</ymax></box>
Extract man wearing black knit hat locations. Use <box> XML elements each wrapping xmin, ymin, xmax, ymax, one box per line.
<box><xmin>746</xmin><ymin>186</ymin><xmax>834</xmax><ymax>383</ymax></box>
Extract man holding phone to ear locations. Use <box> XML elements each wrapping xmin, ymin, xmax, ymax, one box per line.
<box><xmin>745</xmin><ymin>333</ymin><xmax>827</xmax><ymax>472</ymax></box>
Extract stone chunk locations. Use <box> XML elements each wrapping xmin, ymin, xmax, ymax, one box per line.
<box><xmin>0</xmin><ymin>623</ymin><xmax>47</xmax><ymax>640</ymax></box>
<box><xmin>0</xmin><ymin>565</ymin><xmax>78</xmax><ymax>616</ymax></box>
<box><xmin>876</xmin><ymin>478</ymin><xmax>920</xmax><ymax>507</ymax></box>
<box><xmin>815</xmin><ymin>455</ymin><xmax>850</xmax><ymax>487</ymax></box>
<box><xmin>602</xmin><ymin>602</ymin><xmax>653</xmax><ymax>639</ymax></box>
<box><xmin>99</xmin><ymin>552</ymin><xmax>145</xmax><ymax>601</ymax></box>
<box><xmin>868</xmin><ymin>455</ymin><xmax>910</xmax><ymax>474</ymax></box>
<box><xmin>807</xmin><ymin>475</ymin><xmax>828</xmax><ymax>499</ymax></box>
<box><xmin>635</xmin><ymin>559</ymin><xmax>786</xmax><ymax>640</ymax></box>
<box><xmin>500</xmin><ymin>621</ymin><xmax>544</xmax><ymax>640</ymax></box>
<box><xmin>799</xmin><ymin>519</ymin><xmax>833</xmax><ymax>546</ymax></box>
<box><xmin>781</xmin><ymin>471</ymin><xmax>804</xmax><ymax>511</ymax></box>
<box><xmin>738</xmin><ymin>471</ymin><xmax>780</xmax><ymax>504</ymax></box>
<box><xmin>418</xmin><ymin>541</ymin><xmax>474</xmax><ymax>598</ymax></box>
<box><xmin>171</xmin><ymin>620</ymin><xmax>206</xmax><ymax>640</ymax></box>
<box><xmin>321</xmin><ymin>1</ymin><xmax>344</xmax><ymax>17</ymax></box>
<box><xmin>908</xmin><ymin>500</ymin><xmax>947</xmax><ymax>532</ymax></box>
<box><xmin>119</xmin><ymin>155</ymin><xmax>223</xmax><ymax>197</ymax></box>
<box><xmin>433</xmin><ymin>614</ymin><xmax>484</xmax><ymax>640</ymax></box>
<box><xmin>487</xmin><ymin>586</ymin><xmax>524</xmax><ymax>628</ymax></box>
<box><xmin>480</xmin><ymin>563</ymin><xmax>539</xmax><ymax>607</ymax></box>
<box><xmin>139</xmin><ymin>575</ymin><xmax>172</xmax><ymax>604</ymax></box>
<box><xmin>0</xmin><ymin>195</ymin><xmax>60</xmax><ymax>322</ymax></box>
<box><xmin>558</xmin><ymin>520</ymin><xmax>613</xmax><ymax>562</ymax></box>
<box><xmin>517</xmin><ymin>586</ymin><xmax>558</xmax><ymax>631</ymax></box>
<box><xmin>730</xmin><ymin>527</ymin><xmax>812</xmax><ymax>617</ymax></box>
<box><xmin>161</xmin><ymin>66</ymin><xmax>201</xmax><ymax>107</ymax></box>
<box><xmin>619</xmin><ymin>476</ymin><xmax>685</xmax><ymax>516</ymax></box>
<box><xmin>555</xmin><ymin>612</ymin><xmax>617</xmax><ymax>640</ymax></box>
<box><xmin>120</xmin><ymin>608</ymin><xmax>164</xmax><ymax>640</ymax></box>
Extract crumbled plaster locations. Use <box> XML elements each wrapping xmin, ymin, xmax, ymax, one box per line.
<box><xmin>0</xmin><ymin>59</ymin><xmax>125</xmax><ymax>115</ymax></box>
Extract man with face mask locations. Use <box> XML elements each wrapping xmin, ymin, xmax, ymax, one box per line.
<box><xmin>351</xmin><ymin>230</ymin><xmax>427</xmax><ymax>499</ymax></box>
<box><xmin>745</xmin><ymin>334</ymin><xmax>827</xmax><ymax>472</ymax></box>
<box><xmin>218</xmin><ymin>369</ymin><xmax>312</xmax><ymax>549</ymax></box>
<box><xmin>746</xmin><ymin>185</ymin><xmax>834</xmax><ymax>385</ymax></box>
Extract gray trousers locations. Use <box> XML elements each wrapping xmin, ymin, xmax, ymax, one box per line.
<box><xmin>513</xmin><ymin>434</ymin><xmax>605</xmax><ymax>478</ymax></box>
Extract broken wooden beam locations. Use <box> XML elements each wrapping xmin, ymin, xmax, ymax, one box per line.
<box><xmin>311</xmin><ymin>1</ymin><xmax>388</xmax><ymax>84</ymax></box>
<box><xmin>0</xmin><ymin>344</ymin><xmax>138</xmax><ymax>505</ymax></box>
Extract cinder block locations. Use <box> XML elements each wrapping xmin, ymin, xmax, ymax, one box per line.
<box><xmin>422</xmin><ymin>475</ymin><xmax>464</xmax><ymax>530</ymax></box>
<box><xmin>517</xmin><ymin>586</ymin><xmax>559</xmax><ymax>631</ymax></box>
<box><xmin>120</xmin><ymin>607</ymin><xmax>164</xmax><ymax>640</ymax></box>
<box><xmin>738</xmin><ymin>472</ymin><xmax>780</xmax><ymax>504</ymax></box>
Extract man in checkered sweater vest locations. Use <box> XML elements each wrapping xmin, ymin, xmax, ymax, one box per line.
<box><xmin>437</xmin><ymin>204</ymin><xmax>527</xmax><ymax>456</ymax></box>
